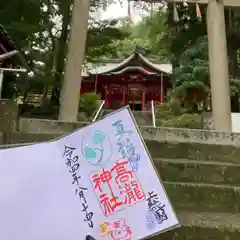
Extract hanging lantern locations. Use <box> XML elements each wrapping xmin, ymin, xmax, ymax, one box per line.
<box><xmin>173</xmin><ymin>3</ymin><xmax>180</xmax><ymax>22</ymax></box>
<box><xmin>196</xmin><ymin>3</ymin><xmax>202</xmax><ymax>21</ymax></box>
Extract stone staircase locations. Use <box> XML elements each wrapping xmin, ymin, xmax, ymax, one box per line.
<box><xmin>4</xmin><ymin>114</ymin><xmax>240</xmax><ymax>239</ymax></box>
<box><xmin>146</xmin><ymin>140</ymin><xmax>240</xmax><ymax>239</ymax></box>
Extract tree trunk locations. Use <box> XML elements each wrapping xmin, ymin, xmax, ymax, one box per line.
<box><xmin>51</xmin><ymin>3</ymin><xmax>71</xmax><ymax>106</ymax></box>
<box><xmin>59</xmin><ymin>0</ymin><xmax>91</xmax><ymax>121</ymax></box>
<box><xmin>167</xmin><ymin>3</ymin><xmax>179</xmax><ymax>70</ymax></box>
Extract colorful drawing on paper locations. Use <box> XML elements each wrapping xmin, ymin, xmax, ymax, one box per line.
<box><xmin>145</xmin><ymin>191</ymin><xmax>168</xmax><ymax>230</ymax></box>
<box><xmin>100</xmin><ymin>219</ymin><xmax>132</xmax><ymax>240</ymax></box>
<box><xmin>112</xmin><ymin>120</ymin><xmax>141</xmax><ymax>172</ymax></box>
<box><xmin>62</xmin><ymin>145</ymin><xmax>94</xmax><ymax>228</ymax></box>
<box><xmin>81</xmin><ymin>130</ymin><xmax>112</xmax><ymax>166</ymax></box>
<box><xmin>89</xmin><ymin>157</ymin><xmax>145</xmax><ymax>216</ymax></box>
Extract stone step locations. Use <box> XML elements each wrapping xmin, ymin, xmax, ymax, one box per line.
<box><xmin>151</xmin><ymin>211</ymin><xmax>240</xmax><ymax>239</ymax></box>
<box><xmin>145</xmin><ymin>140</ymin><xmax>240</xmax><ymax>164</ymax></box>
<box><xmin>154</xmin><ymin>158</ymin><xmax>240</xmax><ymax>186</ymax></box>
<box><xmin>163</xmin><ymin>182</ymin><xmax>240</xmax><ymax>213</ymax></box>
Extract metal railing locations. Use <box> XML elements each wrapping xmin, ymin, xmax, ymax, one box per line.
<box><xmin>92</xmin><ymin>100</ymin><xmax>105</xmax><ymax>122</ymax></box>
<box><xmin>151</xmin><ymin>100</ymin><xmax>156</xmax><ymax>128</ymax></box>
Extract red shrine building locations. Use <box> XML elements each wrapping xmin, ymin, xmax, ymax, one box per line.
<box><xmin>81</xmin><ymin>49</ymin><xmax>172</xmax><ymax>111</ymax></box>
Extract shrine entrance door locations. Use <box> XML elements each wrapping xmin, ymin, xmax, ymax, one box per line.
<box><xmin>127</xmin><ymin>85</ymin><xmax>145</xmax><ymax>111</ymax></box>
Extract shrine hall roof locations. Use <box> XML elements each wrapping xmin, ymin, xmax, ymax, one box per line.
<box><xmin>82</xmin><ymin>52</ymin><xmax>172</xmax><ymax>77</ymax></box>
<box><xmin>0</xmin><ymin>25</ymin><xmax>29</xmax><ymax>70</ymax></box>
<box><xmin>0</xmin><ymin>25</ymin><xmax>16</xmax><ymax>52</ymax></box>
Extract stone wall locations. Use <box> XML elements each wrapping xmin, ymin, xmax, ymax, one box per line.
<box><xmin>0</xmin><ymin>132</ymin><xmax>4</xmax><ymax>145</ymax></box>
<box><xmin>18</xmin><ymin>118</ymin><xmax>88</xmax><ymax>134</ymax></box>
<box><xmin>2</xmin><ymin>106</ymin><xmax>240</xmax><ymax>238</ymax></box>
<box><xmin>202</xmin><ymin>112</ymin><xmax>213</xmax><ymax>130</ymax></box>
<box><xmin>16</xmin><ymin>117</ymin><xmax>240</xmax><ymax>146</ymax></box>
<box><xmin>0</xmin><ymin>99</ymin><xmax>18</xmax><ymax>143</ymax></box>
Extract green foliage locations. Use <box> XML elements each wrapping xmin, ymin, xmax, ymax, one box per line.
<box><xmin>155</xmin><ymin>99</ymin><xmax>187</xmax><ymax>118</ymax></box>
<box><xmin>0</xmin><ymin>0</ymin><xmax>45</xmax><ymax>98</ymax></box>
<box><xmin>134</xmin><ymin>9</ymin><xmax>169</xmax><ymax>59</ymax></box>
<box><xmin>0</xmin><ymin>0</ymin><xmax>128</xmax><ymax>102</ymax></box>
<box><xmin>155</xmin><ymin>100</ymin><xmax>201</xmax><ymax>129</ymax></box>
<box><xmin>0</xmin><ymin>1</ymin><xmax>43</xmax><ymax>51</ymax></box>
<box><xmin>79</xmin><ymin>92</ymin><xmax>100</xmax><ymax>118</ymax></box>
<box><xmin>230</xmin><ymin>77</ymin><xmax>240</xmax><ymax>96</ymax></box>
<box><xmin>86</xmin><ymin>20</ymin><xmax>129</xmax><ymax>61</ymax></box>
<box><xmin>168</xmin><ymin>4</ymin><xmax>240</xmax><ymax>105</ymax></box>
<box><xmin>168</xmin><ymin>3</ymin><xmax>207</xmax><ymax>64</ymax></box>
<box><xmin>109</xmin><ymin>9</ymin><xmax>170</xmax><ymax>61</ymax></box>
<box><xmin>173</xmin><ymin>34</ymin><xmax>240</xmax><ymax>102</ymax></box>
<box><xmin>3</xmin><ymin>0</ymin><xmax>240</xmax><ymax>111</ymax></box>
<box><xmin>173</xmin><ymin>36</ymin><xmax>209</xmax><ymax>100</ymax></box>
<box><xmin>159</xmin><ymin>114</ymin><xmax>201</xmax><ymax>129</ymax></box>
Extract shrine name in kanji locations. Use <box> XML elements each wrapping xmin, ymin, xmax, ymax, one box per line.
<box><xmin>63</xmin><ymin>145</ymin><xmax>94</xmax><ymax>228</ymax></box>
<box><xmin>89</xmin><ymin>157</ymin><xmax>145</xmax><ymax>216</ymax></box>
<box><xmin>112</xmin><ymin>120</ymin><xmax>141</xmax><ymax>172</ymax></box>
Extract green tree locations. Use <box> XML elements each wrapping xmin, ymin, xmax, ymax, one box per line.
<box><xmin>166</xmin><ymin>3</ymin><xmax>207</xmax><ymax>68</ymax></box>
<box><xmin>108</xmin><ymin>8</ymin><xmax>170</xmax><ymax>60</ymax></box>
<box><xmin>0</xmin><ymin>0</ymin><xmax>128</xmax><ymax>105</ymax></box>
<box><xmin>79</xmin><ymin>92</ymin><xmax>100</xmax><ymax>118</ymax></box>
<box><xmin>173</xmin><ymin>35</ymin><xmax>240</xmax><ymax>110</ymax></box>
<box><xmin>173</xmin><ymin>36</ymin><xmax>209</xmax><ymax>104</ymax></box>
<box><xmin>0</xmin><ymin>0</ymin><xmax>44</xmax><ymax>99</ymax></box>
<box><xmin>167</xmin><ymin>4</ymin><xmax>240</xmax><ymax>112</ymax></box>
<box><xmin>86</xmin><ymin>19</ymin><xmax>129</xmax><ymax>61</ymax></box>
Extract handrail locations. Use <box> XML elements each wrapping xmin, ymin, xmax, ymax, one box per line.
<box><xmin>92</xmin><ymin>100</ymin><xmax>105</xmax><ymax>122</ymax></box>
<box><xmin>151</xmin><ymin>100</ymin><xmax>156</xmax><ymax>128</ymax></box>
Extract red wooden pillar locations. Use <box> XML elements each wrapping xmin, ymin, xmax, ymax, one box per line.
<box><xmin>104</xmin><ymin>86</ymin><xmax>110</xmax><ymax>108</ymax></box>
<box><xmin>160</xmin><ymin>73</ymin><xmax>164</xmax><ymax>103</ymax></box>
<box><xmin>142</xmin><ymin>91</ymin><xmax>146</xmax><ymax>111</ymax></box>
<box><xmin>122</xmin><ymin>86</ymin><xmax>126</xmax><ymax>106</ymax></box>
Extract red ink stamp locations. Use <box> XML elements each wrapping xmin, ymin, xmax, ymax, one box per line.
<box><xmin>89</xmin><ymin>157</ymin><xmax>145</xmax><ymax>216</ymax></box>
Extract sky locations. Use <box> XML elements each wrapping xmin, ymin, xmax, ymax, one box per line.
<box><xmin>98</xmin><ymin>1</ymin><xmax>149</xmax><ymax>23</ymax></box>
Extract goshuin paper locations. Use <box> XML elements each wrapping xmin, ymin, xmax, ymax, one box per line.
<box><xmin>0</xmin><ymin>107</ymin><xmax>179</xmax><ymax>240</ymax></box>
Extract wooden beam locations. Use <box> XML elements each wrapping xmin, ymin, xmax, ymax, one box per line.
<box><xmin>166</xmin><ymin>0</ymin><xmax>240</xmax><ymax>7</ymax></box>
<box><xmin>0</xmin><ymin>50</ymin><xmax>19</xmax><ymax>61</ymax></box>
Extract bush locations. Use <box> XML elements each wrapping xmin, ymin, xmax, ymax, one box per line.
<box><xmin>155</xmin><ymin>99</ymin><xmax>188</xmax><ymax>119</ymax></box>
<box><xmin>79</xmin><ymin>92</ymin><xmax>100</xmax><ymax>118</ymax></box>
<box><xmin>158</xmin><ymin>114</ymin><xmax>201</xmax><ymax>129</ymax></box>
<box><xmin>155</xmin><ymin>100</ymin><xmax>202</xmax><ymax>129</ymax></box>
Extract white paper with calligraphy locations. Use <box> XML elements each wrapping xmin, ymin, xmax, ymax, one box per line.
<box><xmin>56</xmin><ymin>107</ymin><xmax>179</xmax><ymax>240</ymax></box>
<box><xmin>0</xmin><ymin>142</ymin><xmax>87</xmax><ymax>240</ymax></box>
